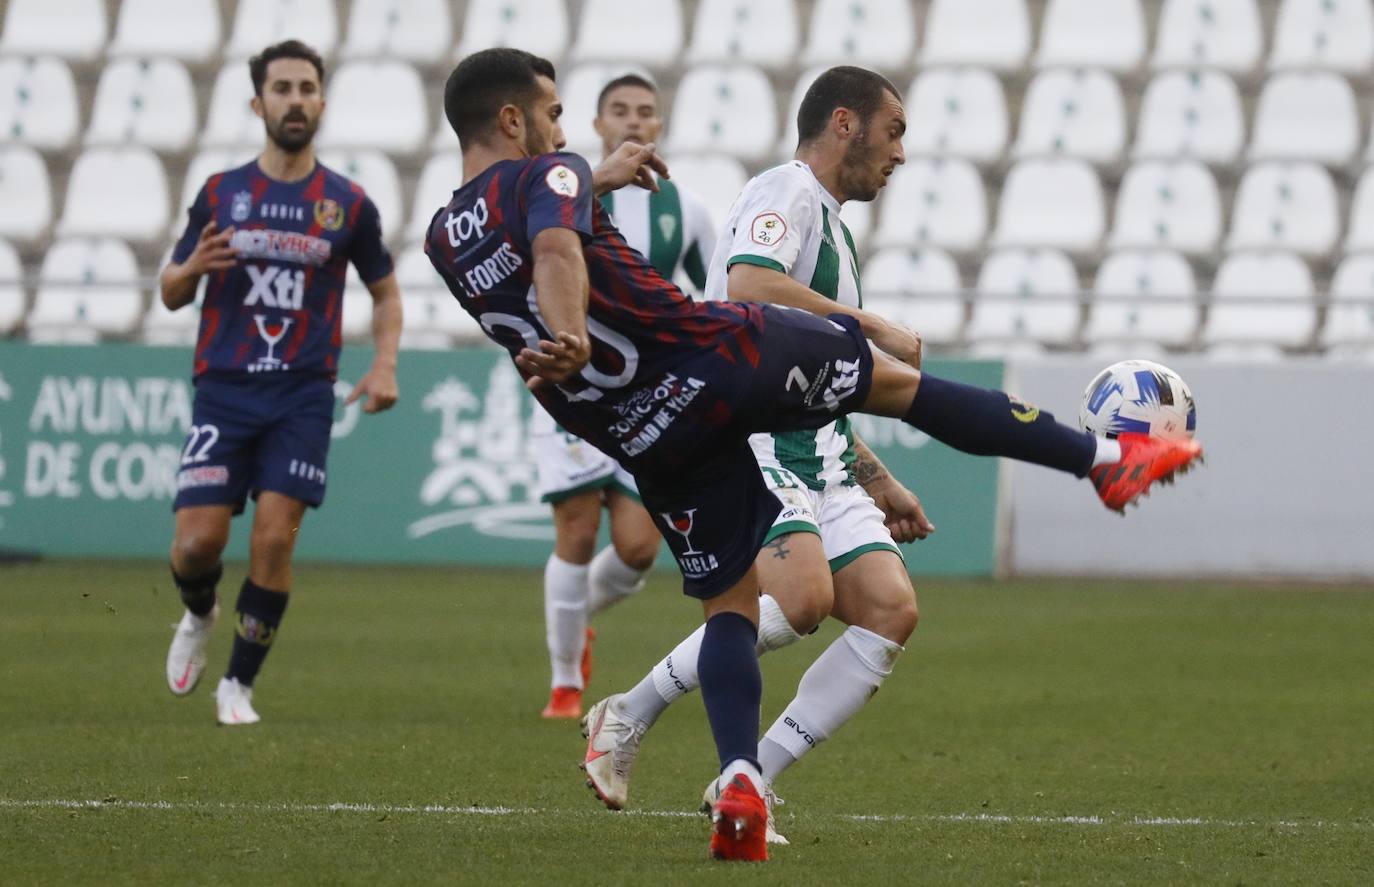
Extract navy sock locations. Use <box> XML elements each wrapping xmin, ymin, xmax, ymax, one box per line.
<box><xmin>171</xmin><ymin>562</ymin><xmax>221</xmax><ymax>617</ymax></box>
<box><xmin>226</xmin><ymin>579</ymin><xmax>289</xmax><ymax>687</ymax></box>
<box><xmin>697</xmin><ymin>611</ymin><xmax>762</xmax><ymax>773</ymax></box>
<box><xmin>903</xmin><ymin>373</ymin><xmax>1097</xmax><ymax>478</ymax></box>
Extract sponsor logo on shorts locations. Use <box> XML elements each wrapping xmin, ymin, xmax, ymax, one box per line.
<box><xmin>177</xmin><ymin>465</ymin><xmax>230</xmax><ymax>489</ymax></box>
<box><xmin>750</xmin><ymin>211</ymin><xmax>787</xmax><ymax>246</ymax></box>
<box><xmin>661</xmin><ymin>508</ymin><xmax>720</xmax><ymax>578</ymax></box>
<box><xmin>288</xmin><ymin>459</ymin><xmax>326</xmax><ymax>485</ymax></box>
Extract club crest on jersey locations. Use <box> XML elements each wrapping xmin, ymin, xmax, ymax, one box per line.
<box><xmin>230</xmin><ymin>191</ymin><xmax>253</xmax><ymax>223</ymax></box>
<box><xmin>546</xmin><ymin>164</ymin><xmax>579</xmax><ymax>198</ymax></box>
<box><xmin>313</xmin><ymin>198</ymin><xmax>345</xmax><ymax>231</ymax></box>
<box><xmin>750</xmin><ymin>211</ymin><xmax>787</xmax><ymax>246</ymax></box>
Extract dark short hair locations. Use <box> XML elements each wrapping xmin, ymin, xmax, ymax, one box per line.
<box><xmin>596</xmin><ymin>74</ymin><xmax>658</xmax><ymax>115</ymax></box>
<box><xmin>249</xmin><ymin>40</ymin><xmax>325</xmax><ymax>97</ymax></box>
<box><xmin>796</xmin><ymin>66</ymin><xmax>901</xmax><ymax>145</ymax></box>
<box><xmin>444</xmin><ymin>48</ymin><xmax>557</xmax><ymax>148</ymax></box>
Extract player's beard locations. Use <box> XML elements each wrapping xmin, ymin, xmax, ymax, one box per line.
<box><xmin>266</xmin><ymin>111</ymin><xmax>318</xmax><ymax>153</ymax></box>
<box><xmin>840</xmin><ymin>124</ymin><xmax>884</xmax><ymax>202</ymax></box>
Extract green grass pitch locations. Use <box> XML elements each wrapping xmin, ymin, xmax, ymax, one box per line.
<box><xmin>2</xmin><ymin>561</ymin><xmax>1372</xmax><ymax>885</ymax></box>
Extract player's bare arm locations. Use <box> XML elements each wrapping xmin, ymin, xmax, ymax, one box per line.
<box><xmin>725</xmin><ymin>262</ymin><xmax>922</xmax><ymax>369</ymax></box>
<box><xmin>516</xmin><ymin>227</ymin><xmax>592</xmax><ymax>387</ymax></box>
<box><xmin>344</xmin><ymin>272</ymin><xmax>403</xmax><ymax>414</ymax></box>
<box><xmin>592</xmin><ymin>141</ymin><xmax>669</xmax><ymax>196</ymax></box>
<box><xmin>161</xmin><ymin>220</ymin><xmax>238</xmax><ymax>310</ymax></box>
<box><xmin>851</xmin><ymin>434</ymin><xmax>934</xmax><ymax>543</ymax></box>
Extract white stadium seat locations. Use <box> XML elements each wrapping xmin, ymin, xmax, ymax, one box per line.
<box><xmin>548</xmin><ymin>64</ymin><xmax>655</xmax><ymax>157</ymax></box>
<box><xmin>201</xmin><ymin>63</ymin><xmax>262</xmax><ymax>148</ymax></box>
<box><xmin>1152</xmin><ymin>0</ymin><xmax>1262</xmax><ymax>73</ymax></box>
<box><xmin>1325</xmin><ymin>254</ymin><xmax>1374</xmax><ymax>347</ymax></box>
<box><xmin>227</xmin><ymin>0</ymin><xmax>338</xmax><ymax>60</ymax></box>
<box><xmin>1086</xmin><ymin>249</ymin><xmax>1199</xmax><ymax>347</ymax></box>
<box><xmin>57</xmin><ymin>147</ymin><xmax>169</xmax><ymax>244</ymax></box>
<box><xmin>801</xmin><ymin>0</ymin><xmax>916</xmax><ymax>70</ymax></box>
<box><xmin>407</xmin><ymin>152</ymin><xmax>462</xmax><ymax>242</ymax></box>
<box><xmin>395</xmin><ymin>244</ymin><xmax>483</xmax><ymax>346</ymax></box>
<box><xmin>903</xmin><ymin>68</ymin><xmax>1008</xmax><ymax>164</ymax></box>
<box><xmin>687</xmin><ymin>0</ymin><xmax>800</xmax><ymax>69</ymax></box>
<box><xmin>1205</xmin><ymin>252</ymin><xmax>1316</xmax><ymax>349</ymax></box>
<box><xmin>1227</xmin><ymin>162</ymin><xmax>1340</xmax><ymax>257</ymax></box>
<box><xmin>968</xmin><ymin>248</ymin><xmax>1081</xmax><ymax>345</ymax></box>
<box><xmin>572</xmin><ymin>0</ymin><xmax>683</xmax><ymax>65</ymax></box>
<box><xmin>1249</xmin><ymin>72</ymin><xmax>1360</xmax><ymax>166</ymax></box>
<box><xmin>662</xmin><ymin>154</ymin><xmax>749</xmax><ymax>232</ymax></box>
<box><xmin>1345</xmin><ymin>168</ymin><xmax>1374</xmax><ymax>252</ymax></box>
<box><xmin>1270</xmin><ymin>0</ymin><xmax>1374</xmax><ymax>73</ymax></box>
<box><xmin>342</xmin><ymin>267</ymin><xmax>374</xmax><ymax>343</ymax></box>
<box><xmin>666</xmin><ymin>65</ymin><xmax>777</xmax><ymax>162</ymax></box>
<box><xmin>454</xmin><ymin>0</ymin><xmax>569</xmax><ymax>62</ymax></box>
<box><xmin>1109</xmin><ymin>161</ymin><xmax>1222</xmax><ymax>256</ymax></box>
<box><xmin>1132</xmin><ymin>70</ymin><xmax>1244</xmax><ymax>165</ymax></box>
<box><xmin>0</xmin><ymin>238</ymin><xmax>24</xmax><ymax>335</ymax></box>
<box><xmin>170</xmin><ymin>148</ymin><xmax>259</xmax><ymax>239</ymax></box>
<box><xmin>28</xmin><ymin>239</ymin><xmax>144</xmax><ymax>344</ymax></box>
<box><xmin>0</xmin><ymin>145</ymin><xmax>52</xmax><ymax>245</ymax></box>
<box><xmin>776</xmin><ymin>66</ymin><xmax>826</xmax><ymax>160</ymax></box>
<box><xmin>0</xmin><ymin>57</ymin><xmax>80</xmax><ymax>151</ymax></box>
<box><xmin>862</xmin><ymin>247</ymin><xmax>965</xmax><ymax>345</ymax></box>
<box><xmin>84</xmin><ymin>59</ymin><xmax>198</xmax><ymax>154</ymax></box>
<box><xmin>317</xmin><ymin>150</ymin><xmax>403</xmax><ymax>243</ymax></box>
<box><xmin>107</xmin><ymin>0</ymin><xmax>220</xmax><ymax>61</ymax></box>
<box><xmin>992</xmin><ymin>159</ymin><xmax>1105</xmax><ymax>253</ymax></box>
<box><xmin>318</xmin><ymin>62</ymin><xmax>427</xmax><ymax>155</ymax></box>
<box><xmin>1012</xmin><ymin>69</ymin><xmax>1126</xmax><ymax>166</ymax></box>
<box><xmin>0</xmin><ymin>0</ymin><xmax>106</xmax><ymax>61</ymax></box>
<box><xmin>922</xmin><ymin>0</ymin><xmax>1031</xmax><ymax>71</ymax></box>
<box><xmin>342</xmin><ymin>0</ymin><xmax>451</xmax><ymax>64</ymax></box>
<box><xmin>874</xmin><ymin>158</ymin><xmax>987</xmax><ymax>253</ymax></box>
<box><xmin>1035</xmin><ymin>0</ymin><xmax>1147</xmax><ymax>71</ymax></box>
<box><xmin>842</xmin><ymin>201</ymin><xmax>873</xmax><ymax>254</ymax></box>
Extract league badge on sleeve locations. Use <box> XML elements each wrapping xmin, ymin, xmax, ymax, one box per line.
<box><xmin>546</xmin><ymin>165</ymin><xmax>580</xmax><ymax>198</ymax></box>
<box><xmin>750</xmin><ymin>212</ymin><xmax>787</xmax><ymax>246</ymax></box>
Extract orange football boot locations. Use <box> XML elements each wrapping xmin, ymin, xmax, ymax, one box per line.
<box><xmin>541</xmin><ymin>686</ymin><xmax>582</xmax><ymax>719</ymax></box>
<box><xmin>709</xmin><ymin>774</ymin><xmax>769</xmax><ymax>862</ymax></box>
<box><xmin>1091</xmin><ymin>432</ymin><xmax>1203</xmax><ymax>513</ymax></box>
<box><xmin>580</xmin><ymin>627</ymin><xmax>596</xmax><ymax>688</ymax></box>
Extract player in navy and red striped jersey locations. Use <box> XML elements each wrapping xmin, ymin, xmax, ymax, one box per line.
<box><xmin>427</xmin><ymin>48</ymin><xmax>1202</xmax><ymax>861</ymax></box>
<box><xmin>160</xmin><ymin>40</ymin><xmax>403</xmax><ymax>727</ymax></box>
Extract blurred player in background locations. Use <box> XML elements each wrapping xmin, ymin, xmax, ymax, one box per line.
<box><xmin>533</xmin><ymin>73</ymin><xmax>717</xmax><ymax>720</ymax></box>
<box><xmin>583</xmin><ymin>67</ymin><xmax>933</xmax><ymax>844</ymax></box>
<box><xmin>161</xmin><ymin>40</ymin><xmax>402</xmax><ymax>726</ymax></box>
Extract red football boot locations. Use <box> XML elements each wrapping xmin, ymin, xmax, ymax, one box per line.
<box><xmin>1091</xmin><ymin>432</ymin><xmax>1204</xmax><ymax>513</ymax></box>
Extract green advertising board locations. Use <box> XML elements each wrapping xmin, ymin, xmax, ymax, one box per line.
<box><xmin>0</xmin><ymin>342</ymin><xmax>1001</xmax><ymax>575</ymax></box>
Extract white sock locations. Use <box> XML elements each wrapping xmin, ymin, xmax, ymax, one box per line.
<box><xmin>760</xmin><ymin>625</ymin><xmax>904</xmax><ymax>783</ymax></box>
<box><xmin>587</xmin><ymin>545</ymin><xmax>647</xmax><ymax>616</ymax></box>
<box><xmin>721</xmin><ymin>756</ymin><xmax>764</xmax><ymax>791</ymax></box>
<box><xmin>1092</xmin><ymin>437</ymin><xmax>1123</xmax><ymax>468</ymax></box>
<box><xmin>544</xmin><ymin>554</ymin><xmax>589</xmax><ymax>690</ymax></box>
<box><xmin>619</xmin><ymin>594</ymin><xmax>802</xmax><ymax>727</ymax></box>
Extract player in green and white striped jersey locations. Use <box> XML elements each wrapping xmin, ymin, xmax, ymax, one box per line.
<box><xmin>584</xmin><ymin>67</ymin><xmax>934</xmax><ymax>841</ymax></box>
<box><xmin>532</xmin><ymin>73</ymin><xmax>717</xmax><ymax>720</ymax></box>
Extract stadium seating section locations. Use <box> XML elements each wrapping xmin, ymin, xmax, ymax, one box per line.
<box><xmin>2</xmin><ymin>0</ymin><xmax>1372</xmax><ymax>357</ymax></box>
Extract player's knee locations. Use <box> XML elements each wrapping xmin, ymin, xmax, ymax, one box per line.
<box><xmin>614</xmin><ymin>535</ymin><xmax>659</xmax><ymax>572</ymax></box>
<box><xmin>172</xmin><ymin>527</ymin><xmax>227</xmax><ymax>572</ymax></box>
<box><xmin>248</xmin><ymin>524</ymin><xmax>297</xmax><ymax>570</ymax></box>
<box><xmin>870</xmin><ymin>590</ymin><xmax>918</xmax><ymax>645</ymax></box>
<box><xmin>775</xmin><ymin>576</ymin><xmax>833</xmax><ymax>635</ymax></box>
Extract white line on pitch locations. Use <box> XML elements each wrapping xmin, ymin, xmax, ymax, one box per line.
<box><xmin>1</xmin><ymin>798</ymin><xmax>1368</xmax><ymax>831</ymax></box>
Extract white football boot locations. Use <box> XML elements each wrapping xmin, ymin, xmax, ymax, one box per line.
<box><xmin>579</xmin><ymin>694</ymin><xmax>648</xmax><ymax>810</ymax></box>
<box><xmin>703</xmin><ymin>775</ymin><xmax>789</xmax><ymax>845</ymax></box>
<box><xmin>215</xmin><ymin>677</ymin><xmax>261</xmax><ymax>726</ymax></box>
<box><xmin>165</xmin><ymin>603</ymin><xmax>219</xmax><ymax>696</ymax></box>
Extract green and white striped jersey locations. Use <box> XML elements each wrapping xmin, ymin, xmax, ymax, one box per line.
<box><xmin>705</xmin><ymin>160</ymin><xmax>864</xmax><ymax>492</ymax></box>
<box><xmin>599</xmin><ymin>175</ymin><xmax>715</xmax><ymax>293</ymax></box>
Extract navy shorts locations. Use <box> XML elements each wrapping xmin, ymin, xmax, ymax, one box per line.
<box><xmin>173</xmin><ymin>373</ymin><xmax>336</xmax><ymax>514</ymax></box>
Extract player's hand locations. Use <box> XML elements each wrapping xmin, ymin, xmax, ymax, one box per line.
<box><xmin>592</xmin><ymin>141</ymin><xmax>669</xmax><ymax>196</ymax></box>
<box><xmin>870</xmin><ymin>318</ymin><xmax>922</xmax><ymax>370</ymax></box>
<box><xmin>866</xmin><ymin>478</ymin><xmax>935</xmax><ymax>543</ymax></box>
<box><xmin>515</xmin><ymin>331</ymin><xmax>592</xmax><ymax>390</ymax></box>
<box><xmin>345</xmin><ymin>364</ymin><xmax>399</xmax><ymax>414</ymax></box>
<box><xmin>186</xmin><ymin>220</ymin><xmax>238</xmax><ymax>274</ymax></box>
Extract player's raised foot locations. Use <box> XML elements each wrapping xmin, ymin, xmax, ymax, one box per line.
<box><xmin>542</xmin><ymin>686</ymin><xmax>583</xmax><ymax>719</ymax></box>
<box><xmin>580</xmin><ymin>627</ymin><xmax>596</xmax><ymax>688</ymax></box>
<box><xmin>215</xmin><ymin>677</ymin><xmax>260</xmax><ymax>726</ymax></box>
<box><xmin>579</xmin><ymin>694</ymin><xmax>647</xmax><ymax>810</ymax></box>
<box><xmin>702</xmin><ymin>776</ymin><xmax>789</xmax><ymax>846</ymax></box>
<box><xmin>709</xmin><ymin>773</ymin><xmax>770</xmax><ymax>862</ymax></box>
<box><xmin>1090</xmin><ymin>433</ymin><xmax>1204</xmax><ymax>513</ymax></box>
<box><xmin>166</xmin><ymin>603</ymin><xmax>219</xmax><ymax>696</ymax></box>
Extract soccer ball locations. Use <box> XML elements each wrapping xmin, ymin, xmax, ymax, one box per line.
<box><xmin>1079</xmin><ymin>360</ymin><xmax>1196</xmax><ymax>440</ymax></box>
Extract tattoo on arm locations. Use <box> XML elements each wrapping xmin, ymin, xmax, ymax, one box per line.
<box><xmin>851</xmin><ymin>437</ymin><xmax>891</xmax><ymax>488</ymax></box>
<box><xmin>763</xmin><ymin>537</ymin><xmax>790</xmax><ymax>560</ymax></box>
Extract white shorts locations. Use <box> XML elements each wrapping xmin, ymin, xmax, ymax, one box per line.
<box><xmin>531</xmin><ymin>401</ymin><xmax>638</xmax><ymax>503</ymax></box>
<box><xmin>762</xmin><ymin>469</ymin><xmax>902</xmax><ymax>574</ymax></box>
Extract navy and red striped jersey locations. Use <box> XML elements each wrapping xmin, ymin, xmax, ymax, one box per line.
<box><xmin>424</xmin><ymin>152</ymin><xmax>763</xmax><ymax>407</ymax></box>
<box><xmin>172</xmin><ymin>159</ymin><xmax>393</xmax><ymax>379</ymax></box>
